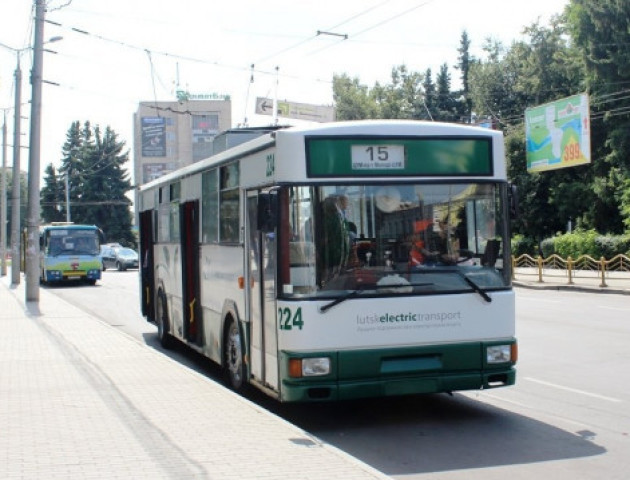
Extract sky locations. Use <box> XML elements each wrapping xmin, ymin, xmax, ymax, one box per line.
<box><xmin>1</xmin><ymin>0</ymin><xmax>569</xmax><ymax>183</ymax></box>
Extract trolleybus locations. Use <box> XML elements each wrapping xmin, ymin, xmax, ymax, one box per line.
<box><xmin>39</xmin><ymin>223</ymin><xmax>103</xmax><ymax>285</ymax></box>
<box><xmin>137</xmin><ymin>120</ymin><xmax>517</xmax><ymax>402</ymax></box>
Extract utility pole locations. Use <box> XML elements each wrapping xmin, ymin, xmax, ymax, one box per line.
<box><xmin>25</xmin><ymin>0</ymin><xmax>45</xmax><ymax>302</ymax></box>
<box><xmin>65</xmin><ymin>172</ymin><xmax>71</xmax><ymax>222</ymax></box>
<box><xmin>10</xmin><ymin>55</ymin><xmax>23</xmax><ymax>285</ymax></box>
<box><xmin>1</xmin><ymin>112</ymin><xmax>7</xmax><ymax>276</ymax></box>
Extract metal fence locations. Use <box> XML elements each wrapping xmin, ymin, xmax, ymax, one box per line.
<box><xmin>512</xmin><ymin>253</ymin><xmax>630</xmax><ymax>287</ymax></box>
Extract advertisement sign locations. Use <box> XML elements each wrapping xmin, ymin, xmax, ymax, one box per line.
<box><xmin>142</xmin><ymin>163</ymin><xmax>168</xmax><ymax>183</ymax></box>
<box><xmin>255</xmin><ymin>97</ymin><xmax>335</xmax><ymax>123</ymax></box>
<box><xmin>141</xmin><ymin>117</ymin><xmax>166</xmax><ymax>157</ymax></box>
<box><xmin>525</xmin><ymin>93</ymin><xmax>591</xmax><ymax>172</ymax></box>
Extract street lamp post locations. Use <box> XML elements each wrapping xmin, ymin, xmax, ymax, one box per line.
<box><xmin>25</xmin><ymin>0</ymin><xmax>46</xmax><ymax>301</ymax></box>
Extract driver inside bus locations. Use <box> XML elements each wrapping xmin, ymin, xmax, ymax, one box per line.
<box><xmin>409</xmin><ymin>218</ymin><xmax>460</xmax><ymax>266</ymax></box>
<box><xmin>320</xmin><ymin>194</ymin><xmax>352</xmax><ymax>284</ymax></box>
<box><xmin>48</xmin><ymin>238</ymin><xmax>62</xmax><ymax>255</ymax></box>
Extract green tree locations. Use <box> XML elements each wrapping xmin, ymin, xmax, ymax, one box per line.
<box><xmin>567</xmin><ymin>0</ymin><xmax>630</xmax><ymax>233</ymax></box>
<box><xmin>58</xmin><ymin>120</ymin><xmax>88</xmax><ymax>222</ymax></box>
<box><xmin>434</xmin><ymin>63</ymin><xmax>458</xmax><ymax>122</ymax></box>
<box><xmin>80</xmin><ymin>125</ymin><xmax>134</xmax><ymax>246</ymax></box>
<box><xmin>42</xmin><ymin>121</ymin><xmax>135</xmax><ymax>247</ymax></box>
<box><xmin>372</xmin><ymin>65</ymin><xmax>423</xmax><ymax>119</ymax></box>
<box><xmin>40</xmin><ymin>164</ymin><xmax>65</xmax><ymax>223</ymax></box>
<box><xmin>456</xmin><ymin>30</ymin><xmax>475</xmax><ymax>122</ymax></box>
<box><xmin>420</xmin><ymin>68</ymin><xmax>436</xmax><ymax>120</ymax></box>
<box><xmin>332</xmin><ymin>74</ymin><xmax>377</xmax><ymax>120</ymax></box>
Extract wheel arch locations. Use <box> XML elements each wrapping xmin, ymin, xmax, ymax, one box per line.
<box><xmin>220</xmin><ymin>299</ymin><xmax>247</xmax><ymax>369</ymax></box>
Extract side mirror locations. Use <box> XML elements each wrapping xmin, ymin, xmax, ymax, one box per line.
<box><xmin>257</xmin><ymin>190</ymin><xmax>278</xmax><ymax>232</ymax></box>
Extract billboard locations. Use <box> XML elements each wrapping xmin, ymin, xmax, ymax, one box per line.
<box><xmin>141</xmin><ymin>117</ymin><xmax>166</xmax><ymax>157</ymax></box>
<box><xmin>255</xmin><ymin>97</ymin><xmax>335</xmax><ymax>123</ymax></box>
<box><xmin>525</xmin><ymin>93</ymin><xmax>591</xmax><ymax>172</ymax></box>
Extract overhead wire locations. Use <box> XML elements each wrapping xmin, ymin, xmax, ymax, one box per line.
<box><xmin>347</xmin><ymin>0</ymin><xmax>433</xmax><ymax>40</ymax></box>
<box><xmin>252</xmin><ymin>0</ymin><xmax>393</xmax><ymax>66</ymax></box>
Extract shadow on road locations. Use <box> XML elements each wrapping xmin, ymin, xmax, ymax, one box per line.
<box><xmin>270</xmin><ymin>393</ymin><xmax>606</xmax><ymax>476</ymax></box>
<box><xmin>140</xmin><ymin>331</ymin><xmax>605</xmax><ymax>477</ymax></box>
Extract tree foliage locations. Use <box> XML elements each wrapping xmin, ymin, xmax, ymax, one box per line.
<box><xmin>41</xmin><ymin>121</ymin><xmax>135</xmax><ymax>247</ymax></box>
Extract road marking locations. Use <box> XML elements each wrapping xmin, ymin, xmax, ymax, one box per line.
<box><xmin>524</xmin><ymin>377</ymin><xmax>622</xmax><ymax>403</ymax></box>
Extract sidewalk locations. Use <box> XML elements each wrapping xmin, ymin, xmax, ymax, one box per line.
<box><xmin>513</xmin><ymin>268</ymin><xmax>630</xmax><ymax>295</ymax></box>
<box><xmin>0</xmin><ymin>274</ymin><xmax>390</xmax><ymax>480</ymax></box>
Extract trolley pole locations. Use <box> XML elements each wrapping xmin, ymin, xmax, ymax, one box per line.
<box><xmin>25</xmin><ymin>0</ymin><xmax>45</xmax><ymax>302</ymax></box>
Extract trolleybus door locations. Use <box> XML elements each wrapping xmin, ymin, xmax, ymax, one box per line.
<box><xmin>181</xmin><ymin>200</ymin><xmax>202</xmax><ymax>345</ymax></box>
<box><xmin>139</xmin><ymin>210</ymin><xmax>156</xmax><ymax>322</ymax></box>
<box><xmin>246</xmin><ymin>191</ymin><xmax>279</xmax><ymax>391</ymax></box>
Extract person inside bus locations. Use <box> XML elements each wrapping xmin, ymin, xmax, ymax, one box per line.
<box><xmin>409</xmin><ymin>218</ymin><xmax>459</xmax><ymax>267</ymax></box>
<box><xmin>408</xmin><ymin>217</ymin><xmax>432</xmax><ymax>267</ymax></box>
<box><xmin>48</xmin><ymin>237</ymin><xmax>63</xmax><ymax>256</ymax></box>
<box><xmin>320</xmin><ymin>194</ymin><xmax>352</xmax><ymax>284</ymax></box>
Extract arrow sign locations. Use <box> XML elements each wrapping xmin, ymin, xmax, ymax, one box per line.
<box><xmin>255</xmin><ymin>96</ymin><xmax>335</xmax><ymax>122</ymax></box>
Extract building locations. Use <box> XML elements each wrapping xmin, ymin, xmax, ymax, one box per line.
<box><xmin>133</xmin><ymin>95</ymin><xmax>231</xmax><ymax>185</ymax></box>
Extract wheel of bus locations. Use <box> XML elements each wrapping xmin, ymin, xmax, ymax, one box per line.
<box><xmin>156</xmin><ymin>290</ymin><xmax>174</xmax><ymax>349</ymax></box>
<box><xmin>224</xmin><ymin>318</ymin><xmax>246</xmax><ymax>391</ymax></box>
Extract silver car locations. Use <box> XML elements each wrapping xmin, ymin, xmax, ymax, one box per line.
<box><xmin>101</xmin><ymin>246</ymin><xmax>139</xmax><ymax>271</ymax></box>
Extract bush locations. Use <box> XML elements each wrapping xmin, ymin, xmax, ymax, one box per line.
<box><xmin>552</xmin><ymin>230</ymin><xmax>598</xmax><ymax>258</ymax></box>
<box><xmin>540</xmin><ymin>237</ymin><xmax>556</xmax><ymax>258</ymax></box>
<box><xmin>511</xmin><ymin>234</ymin><xmax>537</xmax><ymax>257</ymax></box>
<box><xmin>596</xmin><ymin>234</ymin><xmax>630</xmax><ymax>258</ymax></box>
<box><xmin>512</xmin><ymin>231</ymin><xmax>630</xmax><ymax>260</ymax></box>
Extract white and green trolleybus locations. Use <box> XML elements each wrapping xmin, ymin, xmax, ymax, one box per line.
<box><xmin>137</xmin><ymin>120</ymin><xmax>517</xmax><ymax>402</ymax></box>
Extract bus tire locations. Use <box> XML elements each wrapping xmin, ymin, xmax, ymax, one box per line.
<box><xmin>156</xmin><ymin>290</ymin><xmax>174</xmax><ymax>349</ymax></box>
<box><xmin>224</xmin><ymin>318</ymin><xmax>246</xmax><ymax>391</ymax></box>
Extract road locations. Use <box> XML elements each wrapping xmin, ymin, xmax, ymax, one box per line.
<box><xmin>47</xmin><ymin>272</ymin><xmax>630</xmax><ymax>480</ymax></box>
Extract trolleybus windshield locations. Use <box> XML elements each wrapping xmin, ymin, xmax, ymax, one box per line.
<box><xmin>280</xmin><ymin>182</ymin><xmax>509</xmax><ymax>299</ymax></box>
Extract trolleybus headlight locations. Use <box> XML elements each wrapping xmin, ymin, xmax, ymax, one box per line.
<box><xmin>486</xmin><ymin>345</ymin><xmax>511</xmax><ymax>364</ymax></box>
<box><xmin>289</xmin><ymin>357</ymin><xmax>331</xmax><ymax>377</ymax></box>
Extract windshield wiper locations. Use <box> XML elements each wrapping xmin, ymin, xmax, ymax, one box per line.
<box><xmin>410</xmin><ymin>267</ymin><xmax>492</xmax><ymax>303</ymax></box>
<box><xmin>319</xmin><ymin>282</ymin><xmax>434</xmax><ymax>313</ymax></box>
<box><xmin>458</xmin><ymin>272</ymin><xmax>492</xmax><ymax>303</ymax></box>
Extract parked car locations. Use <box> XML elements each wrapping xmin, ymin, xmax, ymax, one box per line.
<box><xmin>101</xmin><ymin>245</ymin><xmax>139</xmax><ymax>271</ymax></box>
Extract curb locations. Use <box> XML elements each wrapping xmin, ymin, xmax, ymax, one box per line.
<box><xmin>513</xmin><ymin>280</ymin><xmax>630</xmax><ymax>295</ymax></box>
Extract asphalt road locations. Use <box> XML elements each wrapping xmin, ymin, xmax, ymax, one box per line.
<box><xmin>47</xmin><ymin>271</ymin><xmax>630</xmax><ymax>480</ymax></box>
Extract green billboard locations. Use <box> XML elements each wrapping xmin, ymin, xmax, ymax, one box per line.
<box><xmin>525</xmin><ymin>93</ymin><xmax>591</xmax><ymax>172</ymax></box>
